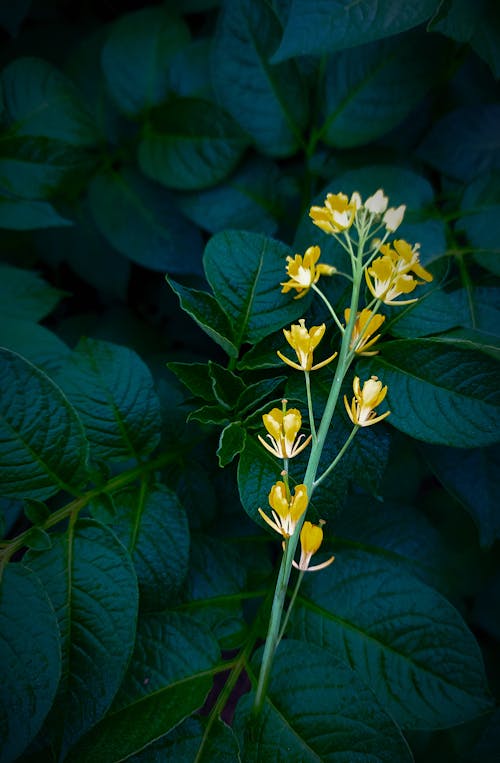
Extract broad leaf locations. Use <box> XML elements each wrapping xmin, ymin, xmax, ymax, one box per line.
<box><xmin>204</xmin><ymin>230</ymin><xmax>303</xmax><ymax>346</ymax></box>
<box><xmin>101</xmin><ymin>6</ymin><xmax>190</xmax><ymax>116</ymax></box>
<box><xmin>0</xmin><ymin>318</ymin><xmax>69</xmax><ymax>374</ymax></box>
<box><xmin>1</xmin><ymin>57</ymin><xmax>99</xmax><ymax>146</ymax></box>
<box><xmin>126</xmin><ymin>717</ymin><xmax>241</xmax><ymax>762</ymax></box>
<box><xmin>360</xmin><ymin>338</ymin><xmax>500</xmax><ymax>447</ymax></box>
<box><xmin>66</xmin><ymin>612</ymin><xmax>221</xmax><ymax>763</ymax></box>
<box><xmin>236</xmin><ymin>640</ymin><xmax>413</xmax><ymax>761</ymax></box>
<box><xmin>24</xmin><ymin>519</ymin><xmax>139</xmax><ymax>758</ymax></box>
<box><xmin>0</xmin><ymin>565</ymin><xmax>61</xmax><ymax>763</ymax></box>
<box><xmin>0</xmin><ymin>264</ymin><xmax>63</xmax><ymax>321</ymax></box>
<box><xmin>88</xmin><ymin>166</ymin><xmax>203</xmax><ymax>273</ymax></box>
<box><xmin>458</xmin><ymin>171</ymin><xmax>500</xmax><ymax>275</ymax></box>
<box><xmin>0</xmin><ymin>196</ymin><xmax>72</xmax><ymax>230</ymax></box>
<box><xmin>57</xmin><ymin>338</ymin><xmax>161</xmax><ymax>462</ymax></box>
<box><xmin>0</xmin><ymin>348</ymin><xmax>89</xmax><ymax>500</ymax></box>
<box><xmin>273</xmin><ymin>0</ymin><xmax>440</xmax><ymax>60</ymax></box>
<box><xmin>291</xmin><ymin>549</ymin><xmax>492</xmax><ymax>728</ymax></box>
<box><xmin>211</xmin><ymin>0</ymin><xmax>308</xmax><ymax>157</ymax></box>
<box><xmin>138</xmin><ymin>97</ymin><xmax>248</xmax><ymax>191</ymax></box>
<box><xmin>111</xmin><ymin>483</ymin><xmax>189</xmax><ymax>610</ymax></box>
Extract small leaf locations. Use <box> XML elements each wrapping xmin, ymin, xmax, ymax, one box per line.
<box><xmin>361</xmin><ymin>337</ymin><xmax>500</xmax><ymax>447</ymax></box>
<box><xmin>0</xmin><ymin>264</ymin><xmax>63</xmax><ymax>321</ymax></box>
<box><xmin>235</xmin><ymin>640</ymin><xmax>412</xmax><ymax>761</ymax></box>
<box><xmin>65</xmin><ymin>612</ymin><xmax>220</xmax><ymax>763</ymax></box>
<box><xmin>211</xmin><ymin>0</ymin><xmax>308</xmax><ymax>156</ymax></box>
<box><xmin>23</xmin><ymin>526</ymin><xmax>52</xmax><ymax>551</ymax></box>
<box><xmin>204</xmin><ymin>230</ymin><xmax>304</xmax><ymax>346</ymax></box>
<box><xmin>167</xmin><ymin>361</ymin><xmax>215</xmax><ymax>401</ymax></box>
<box><xmin>188</xmin><ymin>403</ymin><xmax>230</xmax><ymax>426</ymax></box>
<box><xmin>57</xmin><ymin>338</ymin><xmax>161</xmax><ymax>462</ymax></box>
<box><xmin>102</xmin><ymin>6</ymin><xmax>190</xmax><ymax>116</ymax></box>
<box><xmin>0</xmin><ymin>564</ymin><xmax>61</xmax><ymax>763</ymax></box>
<box><xmin>236</xmin><ymin>376</ymin><xmax>287</xmax><ymax>416</ymax></box>
<box><xmin>88</xmin><ymin>166</ymin><xmax>203</xmax><ymax>273</ymax></box>
<box><xmin>273</xmin><ymin>0</ymin><xmax>440</xmax><ymax>60</ymax></box>
<box><xmin>23</xmin><ymin>498</ymin><xmax>50</xmax><ymax>524</ymax></box>
<box><xmin>138</xmin><ymin>97</ymin><xmax>248</xmax><ymax>190</ymax></box>
<box><xmin>24</xmin><ymin>519</ymin><xmax>139</xmax><ymax>759</ymax></box>
<box><xmin>0</xmin><ymin>348</ymin><xmax>89</xmax><ymax>500</ymax></box>
<box><xmin>217</xmin><ymin>422</ymin><xmax>247</xmax><ymax>467</ymax></box>
<box><xmin>209</xmin><ymin>361</ymin><xmax>246</xmax><ymax>408</ymax></box>
<box><xmin>291</xmin><ymin>549</ymin><xmax>493</xmax><ymax>728</ymax></box>
<box><xmin>0</xmin><ymin>196</ymin><xmax>72</xmax><ymax>230</ymax></box>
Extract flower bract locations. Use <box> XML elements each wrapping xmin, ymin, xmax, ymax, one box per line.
<box><xmin>345</xmin><ymin>308</ymin><xmax>385</xmax><ymax>356</ymax></box>
<box><xmin>292</xmin><ymin>520</ymin><xmax>335</xmax><ymax>572</ymax></box>
<box><xmin>258</xmin><ymin>405</ymin><xmax>311</xmax><ymax>459</ymax></box>
<box><xmin>258</xmin><ymin>482</ymin><xmax>308</xmax><ymax>539</ymax></box>
<box><xmin>281</xmin><ymin>245</ymin><xmax>336</xmax><ymax>299</ymax></box>
<box><xmin>344</xmin><ymin>375</ymin><xmax>390</xmax><ymax>427</ymax></box>
<box><xmin>277</xmin><ymin>319</ymin><xmax>337</xmax><ymax>372</ymax></box>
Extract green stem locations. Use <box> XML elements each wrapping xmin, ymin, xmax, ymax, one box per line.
<box><xmin>304</xmin><ymin>372</ymin><xmax>317</xmax><ymax>442</ymax></box>
<box><xmin>311</xmin><ymin>284</ymin><xmax>344</xmax><ymax>333</ymax></box>
<box><xmin>277</xmin><ymin>569</ymin><xmax>304</xmax><ymax>643</ymax></box>
<box><xmin>314</xmin><ymin>425</ymin><xmax>359</xmax><ymax>488</ymax></box>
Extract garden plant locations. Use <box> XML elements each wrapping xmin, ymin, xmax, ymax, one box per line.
<box><xmin>0</xmin><ymin>1</ymin><xmax>499</xmax><ymax>761</ymax></box>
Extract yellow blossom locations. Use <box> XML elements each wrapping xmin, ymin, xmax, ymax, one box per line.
<box><xmin>309</xmin><ymin>191</ymin><xmax>361</xmax><ymax>234</ymax></box>
<box><xmin>365</xmin><ymin>254</ymin><xmax>419</xmax><ymax>305</ymax></box>
<box><xmin>281</xmin><ymin>245</ymin><xmax>336</xmax><ymax>299</ymax></box>
<box><xmin>258</xmin><ymin>482</ymin><xmax>308</xmax><ymax>539</ymax></box>
<box><xmin>345</xmin><ymin>308</ymin><xmax>385</xmax><ymax>356</ymax></box>
<box><xmin>258</xmin><ymin>405</ymin><xmax>312</xmax><ymax>459</ymax></box>
<box><xmin>391</xmin><ymin>239</ymin><xmax>433</xmax><ymax>282</ymax></box>
<box><xmin>344</xmin><ymin>375</ymin><xmax>390</xmax><ymax>427</ymax></box>
<box><xmin>292</xmin><ymin>521</ymin><xmax>335</xmax><ymax>572</ymax></box>
<box><xmin>277</xmin><ymin>319</ymin><xmax>337</xmax><ymax>372</ymax></box>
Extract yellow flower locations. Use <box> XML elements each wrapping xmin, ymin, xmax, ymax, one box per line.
<box><xmin>292</xmin><ymin>521</ymin><xmax>335</xmax><ymax>572</ymax></box>
<box><xmin>281</xmin><ymin>245</ymin><xmax>336</xmax><ymax>299</ymax></box>
<box><xmin>258</xmin><ymin>405</ymin><xmax>312</xmax><ymax>459</ymax></box>
<box><xmin>365</xmin><ymin>254</ymin><xmax>419</xmax><ymax>305</ymax></box>
<box><xmin>364</xmin><ymin>189</ymin><xmax>388</xmax><ymax>215</ymax></box>
<box><xmin>391</xmin><ymin>239</ymin><xmax>433</xmax><ymax>282</ymax></box>
<box><xmin>258</xmin><ymin>482</ymin><xmax>308</xmax><ymax>538</ymax></box>
<box><xmin>344</xmin><ymin>375</ymin><xmax>390</xmax><ymax>427</ymax></box>
<box><xmin>345</xmin><ymin>308</ymin><xmax>385</xmax><ymax>356</ymax></box>
<box><xmin>309</xmin><ymin>191</ymin><xmax>361</xmax><ymax>234</ymax></box>
<box><xmin>277</xmin><ymin>319</ymin><xmax>338</xmax><ymax>372</ymax></box>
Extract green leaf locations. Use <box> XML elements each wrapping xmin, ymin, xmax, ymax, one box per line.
<box><xmin>101</xmin><ymin>6</ymin><xmax>190</xmax><ymax>116</ymax></box>
<box><xmin>209</xmin><ymin>361</ymin><xmax>246</xmax><ymax>408</ymax></box>
<box><xmin>168</xmin><ymin>38</ymin><xmax>214</xmax><ymax>100</ymax></box>
<box><xmin>204</xmin><ymin>230</ymin><xmax>303</xmax><ymax>346</ymax></box>
<box><xmin>0</xmin><ymin>264</ymin><xmax>63</xmax><ymax>321</ymax></box>
<box><xmin>166</xmin><ymin>277</ymin><xmax>238</xmax><ymax>358</ymax></box>
<box><xmin>88</xmin><ymin>166</ymin><xmax>203</xmax><ymax>273</ymax></box>
<box><xmin>0</xmin><ymin>0</ymin><xmax>31</xmax><ymax>37</ymax></box>
<box><xmin>0</xmin><ymin>196</ymin><xmax>72</xmax><ymax>230</ymax></box>
<box><xmin>111</xmin><ymin>484</ymin><xmax>189</xmax><ymax>610</ymax></box>
<box><xmin>0</xmin><ymin>348</ymin><xmax>89</xmax><ymax>500</ymax></box>
<box><xmin>0</xmin><ymin>318</ymin><xmax>70</xmax><ymax>374</ymax></box>
<box><xmin>217</xmin><ymin>421</ymin><xmax>247</xmax><ymax>466</ymax></box>
<box><xmin>1</xmin><ymin>57</ymin><xmax>100</xmax><ymax>146</ymax></box>
<box><xmin>273</xmin><ymin>0</ymin><xmax>440</xmax><ymax>60</ymax></box>
<box><xmin>125</xmin><ymin>717</ymin><xmax>241</xmax><ymax>762</ymax></box>
<box><xmin>237</xmin><ymin>435</ymin><xmax>282</xmax><ymax>527</ymax></box>
<box><xmin>66</xmin><ymin>612</ymin><xmax>220</xmax><ymax>763</ymax></box>
<box><xmin>237</xmin><ymin>376</ymin><xmax>287</xmax><ymax>416</ymax></box>
<box><xmin>291</xmin><ymin>549</ymin><xmax>492</xmax><ymax>728</ymax></box>
<box><xmin>23</xmin><ymin>498</ymin><xmax>50</xmax><ymax>524</ymax></box>
<box><xmin>23</xmin><ymin>526</ymin><xmax>52</xmax><ymax>550</ymax></box>
<box><xmin>320</xmin><ymin>31</ymin><xmax>448</xmax><ymax>147</ymax></box>
<box><xmin>56</xmin><ymin>338</ymin><xmax>161</xmax><ymax>462</ymax></box>
<box><xmin>418</xmin><ymin>105</ymin><xmax>500</xmax><ymax>182</ymax></box>
<box><xmin>167</xmin><ymin>361</ymin><xmax>214</xmax><ymax>401</ymax></box>
<box><xmin>236</xmin><ymin>640</ymin><xmax>412</xmax><ymax>761</ymax></box>
<box><xmin>360</xmin><ymin>338</ymin><xmax>500</xmax><ymax>447</ymax></box>
<box><xmin>458</xmin><ymin>171</ymin><xmax>500</xmax><ymax>274</ymax></box>
<box><xmin>188</xmin><ymin>403</ymin><xmax>230</xmax><ymax>426</ymax></box>
<box><xmin>0</xmin><ymin>564</ymin><xmax>61</xmax><ymax>763</ymax></box>
<box><xmin>24</xmin><ymin>519</ymin><xmax>138</xmax><ymax>758</ymax></box>
<box><xmin>387</xmin><ymin>287</ymin><xmax>464</xmax><ymax>338</ymax></box>
<box><xmin>211</xmin><ymin>0</ymin><xmax>308</xmax><ymax>156</ymax></box>
<box><xmin>138</xmin><ymin>97</ymin><xmax>248</xmax><ymax>190</ymax></box>
<box><xmin>423</xmin><ymin>443</ymin><xmax>500</xmax><ymax>548</ymax></box>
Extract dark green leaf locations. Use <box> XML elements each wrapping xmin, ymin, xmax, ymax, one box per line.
<box><xmin>23</xmin><ymin>526</ymin><xmax>52</xmax><ymax>550</ymax></box>
<box><xmin>204</xmin><ymin>230</ymin><xmax>303</xmax><ymax>346</ymax></box>
<box><xmin>360</xmin><ymin>338</ymin><xmax>500</xmax><ymax>447</ymax></box>
<box><xmin>211</xmin><ymin>0</ymin><xmax>308</xmax><ymax>156</ymax></box>
<box><xmin>320</xmin><ymin>31</ymin><xmax>448</xmax><ymax>147</ymax></box>
<box><xmin>166</xmin><ymin>276</ymin><xmax>238</xmax><ymax>358</ymax></box>
<box><xmin>209</xmin><ymin>361</ymin><xmax>245</xmax><ymax>408</ymax></box>
<box><xmin>237</xmin><ymin>376</ymin><xmax>287</xmax><ymax>416</ymax></box>
<box><xmin>274</xmin><ymin>0</ymin><xmax>440</xmax><ymax>60</ymax></box>
<box><xmin>291</xmin><ymin>549</ymin><xmax>492</xmax><ymax>728</ymax></box>
<box><xmin>423</xmin><ymin>443</ymin><xmax>500</xmax><ymax>548</ymax></box>
<box><xmin>0</xmin><ymin>264</ymin><xmax>64</xmax><ymax>321</ymax></box>
<box><xmin>0</xmin><ymin>318</ymin><xmax>70</xmax><ymax>374</ymax></box>
<box><xmin>1</xmin><ymin>57</ymin><xmax>100</xmax><ymax>146</ymax></box>
<box><xmin>66</xmin><ymin>612</ymin><xmax>220</xmax><ymax>763</ymax></box>
<box><xmin>88</xmin><ymin>166</ymin><xmax>203</xmax><ymax>273</ymax></box>
<box><xmin>126</xmin><ymin>717</ymin><xmax>241</xmax><ymax>763</ymax></box>
<box><xmin>167</xmin><ymin>361</ymin><xmax>214</xmax><ymax>401</ymax></box>
<box><xmin>0</xmin><ymin>0</ymin><xmax>31</xmax><ymax>37</ymax></box>
<box><xmin>168</xmin><ymin>39</ymin><xmax>214</xmax><ymax>100</ymax></box>
<box><xmin>458</xmin><ymin>171</ymin><xmax>500</xmax><ymax>274</ymax></box>
<box><xmin>57</xmin><ymin>337</ymin><xmax>161</xmax><ymax>462</ymax></box>
<box><xmin>111</xmin><ymin>484</ymin><xmax>189</xmax><ymax>609</ymax></box>
<box><xmin>24</xmin><ymin>518</ymin><xmax>139</xmax><ymax>759</ymax></box>
<box><xmin>23</xmin><ymin>498</ymin><xmax>50</xmax><ymax>524</ymax></box>
<box><xmin>0</xmin><ymin>348</ymin><xmax>89</xmax><ymax>500</ymax></box>
<box><xmin>386</xmin><ymin>286</ymin><xmax>463</xmax><ymax>338</ymax></box>
<box><xmin>238</xmin><ymin>435</ymin><xmax>282</xmax><ymax>527</ymax></box>
<box><xmin>0</xmin><ymin>196</ymin><xmax>72</xmax><ymax>229</ymax></box>
<box><xmin>101</xmin><ymin>6</ymin><xmax>190</xmax><ymax>116</ymax></box>
<box><xmin>236</xmin><ymin>640</ymin><xmax>412</xmax><ymax>761</ymax></box>
<box><xmin>188</xmin><ymin>403</ymin><xmax>230</xmax><ymax>426</ymax></box>
<box><xmin>217</xmin><ymin>421</ymin><xmax>247</xmax><ymax>466</ymax></box>
<box><xmin>138</xmin><ymin>97</ymin><xmax>248</xmax><ymax>190</ymax></box>
<box><xmin>0</xmin><ymin>564</ymin><xmax>61</xmax><ymax>763</ymax></box>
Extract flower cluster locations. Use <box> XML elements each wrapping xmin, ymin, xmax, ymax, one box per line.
<box><xmin>310</xmin><ymin>190</ymin><xmax>406</xmax><ymax>236</ymax></box>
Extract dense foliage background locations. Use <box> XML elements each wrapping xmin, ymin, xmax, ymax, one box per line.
<box><xmin>0</xmin><ymin>0</ymin><xmax>499</xmax><ymax>761</ymax></box>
